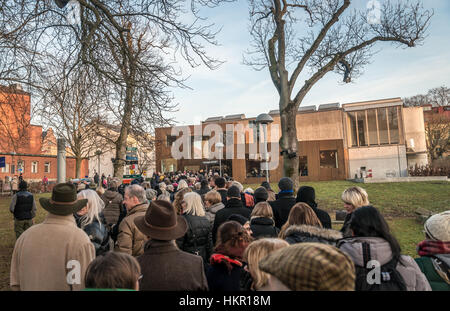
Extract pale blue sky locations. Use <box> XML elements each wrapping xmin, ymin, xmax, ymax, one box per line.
<box><xmin>170</xmin><ymin>0</ymin><xmax>450</xmax><ymax>125</ymax></box>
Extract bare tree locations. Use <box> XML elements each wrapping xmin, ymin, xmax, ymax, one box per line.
<box><xmin>424</xmin><ymin>113</ymin><xmax>450</xmax><ymax>161</ymax></box>
<box><xmin>404</xmin><ymin>85</ymin><xmax>449</xmax><ymax>107</ymax></box>
<box><xmin>244</xmin><ymin>0</ymin><xmax>433</xmax><ymax>184</ymax></box>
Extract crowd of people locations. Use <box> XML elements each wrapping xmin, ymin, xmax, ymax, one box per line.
<box><xmin>8</xmin><ymin>171</ymin><xmax>450</xmax><ymax>291</ymax></box>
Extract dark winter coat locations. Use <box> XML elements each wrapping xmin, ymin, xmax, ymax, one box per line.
<box><xmin>217</xmin><ymin>189</ymin><xmax>228</xmax><ymax>205</ymax></box>
<box><xmin>284</xmin><ymin>225</ymin><xmax>343</xmax><ymax>246</ymax></box>
<box><xmin>340</xmin><ymin>212</ymin><xmax>353</xmax><ymax>238</ymax></box>
<box><xmin>296</xmin><ymin>186</ymin><xmax>332</xmax><ymax>229</ymax></box>
<box><xmin>268</xmin><ymin>193</ymin><xmax>297</xmax><ymax>229</ymax></box>
<box><xmin>206</xmin><ymin>256</ymin><xmax>244</xmax><ymax>291</ymax></box>
<box><xmin>74</xmin><ymin>212</ymin><xmax>111</xmax><ymax>256</ymax></box>
<box><xmin>212</xmin><ymin>198</ymin><xmax>251</xmax><ymax>244</ymax></box>
<box><xmin>138</xmin><ymin>240</ymin><xmax>209</xmax><ymax>291</ymax></box>
<box><xmin>101</xmin><ymin>190</ymin><xmax>124</xmax><ymax>226</ymax></box>
<box><xmin>250</xmin><ymin>217</ymin><xmax>279</xmax><ymax>239</ymax></box>
<box><xmin>176</xmin><ymin>213</ymin><xmax>213</xmax><ymax>264</ymax></box>
<box><xmin>415</xmin><ymin>255</ymin><xmax>450</xmax><ymax>291</ymax></box>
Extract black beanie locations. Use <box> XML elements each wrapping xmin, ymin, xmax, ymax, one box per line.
<box><xmin>227</xmin><ymin>186</ymin><xmax>241</xmax><ymax>199</ymax></box>
<box><xmin>254</xmin><ymin>187</ymin><xmax>268</xmax><ymax>201</ymax></box>
<box><xmin>296</xmin><ymin>186</ymin><xmax>317</xmax><ymax>208</ymax></box>
<box><xmin>278</xmin><ymin>177</ymin><xmax>294</xmax><ymax>191</ymax></box>
<box><xmin>227</xmin><ymin>214</ymin><xmax>249</xmax><ymax>226</ymax></box>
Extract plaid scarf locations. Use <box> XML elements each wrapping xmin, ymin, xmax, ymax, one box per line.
<box><xmin>417</xmin><ymin>240</ymin><xmax>450</xmax><ymax>257</ymax></box>
<box><xmin>210</xmin><ymin>253</ymin><xmax>243</xmax><ymax>273</ymax></box>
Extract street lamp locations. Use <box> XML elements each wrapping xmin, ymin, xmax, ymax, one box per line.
<box><xmin>95</xmin><ymin>150</ymin><xmax>102</xmax><ymax>177</ymax></box>
<box><xmin>255</xmin><ymin>113</ymin><xmax>274</xmax><ymax>184</ymax></box>
<box><xmin>216</xmin><ymin>142</ymin><xmax>224</xmax><ymax>177</ymax></box>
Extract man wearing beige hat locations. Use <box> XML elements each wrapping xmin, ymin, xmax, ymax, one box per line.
<box><xmin>415</xmin><ymin>211</ymin><xmax>450</xmax><ymax>291</ymax></box>
<box><xmin>258</xmin><ymin>242</ymin><xmax>356</xmax><ymax>291</ymax></box>
<box><xmin>135</xmin><ymin>200</ymin><xmax>209</xmax><ymax>291</ymax></box>
<box><xmin>10</xmin><ymin>183</ymin><xmax>96</xmax><ymax>291</ymax></box>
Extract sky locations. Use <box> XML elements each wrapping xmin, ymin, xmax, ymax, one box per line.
<box><xmin>168</xmin><ymin>0</ymin><xmax>450</xmax><ymax>126</ymax></box>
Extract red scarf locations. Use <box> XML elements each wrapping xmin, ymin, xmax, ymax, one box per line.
<box><xmin>417</xmin><ymin>240</ymin><xmax>450</xmax><ymax>257</ymax></box>
<box><xmin>210</xmin><ymin>253</ymin><xmax>243</xmax><ymax>273</ymax></box>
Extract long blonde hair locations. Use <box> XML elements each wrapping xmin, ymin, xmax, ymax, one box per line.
<box><xmin>77</xmin><ymin>189</ymin><xmax>105</xmax><ymax>228</ymax></box>
<box><xmin>183</xmin><ymin>192</ymin><xmax>205</xmax><ymax>216</ymax></box>
<box><xmin>243</xmin><ymin>238</ymin><xmax>289</xmax><ymax>290</ymax></box>
<box><xmin>279</xmin><ymin>202</ymin><xmax>322</xmax><ymax>239</ymax></box>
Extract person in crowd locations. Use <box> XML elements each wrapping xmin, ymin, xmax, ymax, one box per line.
<box><xmin>77</xmin><ymin>182</ymin><xmax>86</xmax><ymax>193</ymax></box>
<box><xmin>177</xmin><ymin>179</ymin><xmax>189</xmax><ymax>192</ymax></box>
<box><xmin>166</xmin><ymin>184</ymin><xmax>175</xmax><ymax>202</ymax></box>
<box><xmin>269</xmin><ymin>177</ymin><xmax>297</xmax><ymax>229</ymax></box>
<box><xmin>157</xmin><ymin>182</ymin><xmax>169</xmax><ymax>197</ymax></box>
<box><xmin>212</xmin><ymin>186</ymin><xmax>252</xmax><ymax>244</ymax></box>
<box><xmin>135</xmin><ymin>200</ymin><xmax>208</xmax><ymax>290</ymax></box>
<box><xmin>250</xmin><ymin>202</ymin><xmax>279</xmax><ymax>239</ymax></box>
<box><xmin>242</xmin><ymin>238</ymin><xmax>289</xmax><ymax>290</ymax></box>
<box><xmin>176</xmin><ymin>192</ymin><xmax>213</xmax><ymax>265</ymax></box>
<box><xmin>101</xmin><ymin>180</ymin><xmax>125</xmax><ymax>238</ymax></box>
<box><xmin>415</xmin><ymin>211</ymin><xmax>450</xmax><ymax>291</ymax></box>
<box><xmin>214</xmin><ymin>177</ymin><xmax>228</xmax><ymax>204</ymax></box>
<box><xmin>194</xmin><ymin>182</ymin><xmax>201</xmax><ymax>191</ymax></box>
<box><xmin>145</xmin><ymin>188</ymin><xmax>158</xmax><ymax>203</ymax></box>
<box><xmin>228</xmin><ymin>214</ymin><xmax>253</xmax><ymax>238</ymax></box>
<box><xmin>42</xmin><ymin>176</ymin><xmax>49</xmax><ymax>193</ymax></box>
<box><xmin>338</xmin><ymin>205</ymin><xmax>431</xmax><ymax>291</ymax></box>
<box><xmin>173</xmin><ymin>187</ymin><xmax>193</xmax><ymax>215</ymax></box>
<box><xmin>84</xmin><ymin>252</ymin><xmax>140</xmax><ymax>291</ymax></box>
<box><xmin>196</xmin><ymin>179</ymin><xmax>210</xmax><ymax>197</ymax></box>
<box><xmin>10</xmin><ymin>181</ymin><xmax>36</xmax><ymax>239</ymax></box>
<box><xmin>94</xmin><ymin>172</ymin><xmax>99</xmax><ymax>185</ymax></box>
<box><xmin>115</xmin><ymin>184</ymin><xmax>149</xmax><ymax>257</ymax></box>
<box><xmin>231</xmin><ymin>181</ymin><xmax>253</xmax><ymax>209</ymax></box>
<box><xmin>340</xmin><ymin>186</ymin><xmax>370</xmax><ymax>237</ymax></box>
<box><xmin>296</xmin><ymin>186</ymin><xmax>332</xmax><ymax>229</ymax></box>
<box><xmin>10</xmin><ymin>183</ymin><xmax>95</xmax><ymax>290</ymax></box>
<box><xmin>261</xmin><ymin>181</ymin><xmax>276</xmax><ymax>201</ymax></box>
<box><xmin>204</xmin><ymin>190</ymin><xmax>225</xmax><ymax>226</ymax></box>
<box><xmin>209</xmin><ymin>176</ymin><xmax>216</xmax><ymax>189</ymax></box>
<box><xmin>259</xmin><ymin>242</ymin><xmax>356</xmax><ymax>291</ymax></box>
<box><xmin>75</xmin><ymin>190</ymin><xmax>111</xmax><ymax>256</ymax></box>
<box><xmin>207</xmin><ymin>221</ymin><xmax>252</xmax><ymax>291</ymax></box>
<box><xmin>279</xmin><ymin>203</ymin><xmax>342</xmax><ymax>246</ymax></box>
<box><xmin>96</xmin><ymin>184</ymin><xmax>105</xmax><ymax>197</ymax></box>
<box><xmin>253</xmin><ymin>187</ymin><xmax>269</xmax><ymax>205</ymax></box>
<box><xmin>157</xmin><ymin>193</ymin><xmax>171</xmax><ymax>202</ymax></box>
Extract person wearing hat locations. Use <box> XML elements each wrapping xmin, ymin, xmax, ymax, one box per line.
<box><xmin>268</xmin><ymin>177</ymin><xmax>297</xmax><ymax>229</ymax></box>
<box><xmin>212</xmin><ymin>186</ymin><xmax>251</xmax><ymax>244</ymax></box>
<box><xmin>253</xmin><ymin>187</ymin><xmax>269</xmax><ymax>205</ymax></box>
<box><xmin>415</xmin><ymin>211</ymin><xmax>450</xmax><ymax>291</ymax></box>
<box><xmin>10</xmin><ymin>183</ymin><xmax>95</xmax><ymax>291</ymax></box>
<box><xmin>260</xmin><ymin>181</ymin><xmax>276</xmax><ymax>201</ymax></box>
<box><xmin>9</xmin><ymin>181</ymin><xmax>37</xmax><ymax>239</ymax></box>
<box><xmin>115</xmin><ymin>184</ymin><xmax>149</xmax><ymax>257</ymax></box>
<box><xmin>135</xmin><ymin>200</ymin><xmax>209</xmax><ymax>291</ymax></box>
<box><xmin>258</xmin><ymin>242</ymin><xmax>356</xmax><ymax>291</ymax></box>
<box><xmin>296</xmin><ymin>186</ymin><xmax>332</xmax><ymax>229</ymax></box>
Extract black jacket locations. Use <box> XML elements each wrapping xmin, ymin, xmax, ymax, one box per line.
<box><xmin>177</xmin><ymin>213</ymin><xmax>213</xmax><ymax>264</ymax></box>
<box><xmin>284</xmin><ymin>225</ymin><xmax>343</xmax><ymax>246</ymax></box>
<box><xmin>340</xmin><ymin>212</ymin><xmax>353</xmax><ymax>238</ymax></box>
<box><xmin>217</xmin><ymin>189</ymin><xmax>228</xmax><ymax>205</ymax></box>
<box><xmin>250</xmin><ymin>217</ymin><xmax>279</xmax><ymax>239</ymax></box>
<box><xmin>212</xmin><ymin>198</ymin><xmax>251</xmax><ymax>244</ymax></box>
<box><xmin>206</xmin><ymin>259</ymin><xmax>243</xmax><ymax>291</ymax></box>
<box><xmin>74</xmin><ymin>212</ymin><xmax>111</xmax><ymax>256</ymax></box>
<box><xmin>101</xmin><ymin>190</ymin><xmax>124</xmax><ymax>226</ymax></box>
<box><xmin>269</xmin><ymin>193</ymin><xmax>297</xmax><ymax>229</ymax></box>
<box><xmin>14</xmin><ymin>191</ymin><xmax>34</xmax><ymax>220</ymax></box>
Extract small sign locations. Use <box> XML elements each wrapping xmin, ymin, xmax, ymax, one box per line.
<box><xmin>0</xmin><ymin>157</ymin><xmax>5</xmax><ymax>168</ymax></box>
<box><xmin>126</xmin><ymin>147</ymin><xmax>138</xmax><ymax>152</ymax></box>
<box><xmin>123</xmin><ymin>174</ymin><xmax>142</xmax><ymax>179</ymax></box>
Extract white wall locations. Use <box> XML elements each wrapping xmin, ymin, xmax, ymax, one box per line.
<box><xmin>348</xmin><ymin>145</ymin><xmax>408</xmax><ymax>179</ymax></box>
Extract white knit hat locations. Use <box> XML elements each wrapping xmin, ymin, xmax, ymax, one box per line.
<box><xmin>424</xmin><ymin>211</ymin><xmax>450</xmax><ymax>241</ymax></box>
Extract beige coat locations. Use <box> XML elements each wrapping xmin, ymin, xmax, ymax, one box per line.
<box><xmin>115</xmin><ymin>203</ymin><xmax>148</xmax><ymax>257</ymax></box>
<box><xmin>10</xmin><ymin>213</ymin><xmax>95</xmax><ymax>291</ymax></box>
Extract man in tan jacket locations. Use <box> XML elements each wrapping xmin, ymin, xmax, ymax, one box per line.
<box><xmin>115</xmin><ymin>184</ymin><xmax>149</xmax><ymax>257</ymax></box>
<box><xmin>10</xmin><ymin>183</ymin><xmax>95</xmax><ymax>291</ymax></box>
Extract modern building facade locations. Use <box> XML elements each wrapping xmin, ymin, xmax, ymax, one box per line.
<box><xmin>155</xmin><ymin>98</ymin><xmax>428</xmax><ymax>183</ymax></box>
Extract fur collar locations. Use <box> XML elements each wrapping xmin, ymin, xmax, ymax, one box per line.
<box><xmin>285</xmin><ymin>224</ymin><xmax>343</xmax><ymax>241</ymax></box>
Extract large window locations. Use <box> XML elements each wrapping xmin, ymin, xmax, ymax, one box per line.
<box><xmin>246</xmin><ymin>155</ymin><xmax>266</xmax><ymax>178</ymax></box>
<box><xmin>348</xmin><ymin>106</ymin><xmax>401</xmax><ymax>147</ymax></box>
<box><xmin>320</xmin><ymin>150</ymin><xmax>338</xmax><ymax>168</ymax></box>
<box><xmin>1</xmin><ymin>164</ymin><xmax>9</xmax><ymax>173</ymax></box>
<box><xmin>31</xmin><ymin>161</ymin><xmax>38</xmax><ymax>174</ymax></box>
<box><xmin>44</xmin><ymin>162</ymin><xmax>51</xmax><ymax>173</ymax></box>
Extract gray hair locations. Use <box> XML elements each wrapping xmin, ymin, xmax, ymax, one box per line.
<box><xmin>232</xmin><ymin>181</ymin><xmax>244</xmax><ymax>192</ymax></box>
<box><xmin>125</xmin><ymin>184</ymin><xmax>147</xmax><ymax>204</ymax></box>
<box><xmin>145</xmin><ymin>188</ymin><xmax>157</xmax><ymax>201</ymax></box>
<box><xmin>77</xmin><ymin>190</ymin><xmax>105</xmax><ymax>228</ymax></box>
<box><xmin>157</xmin><ymin>194</ymin><xmax>171</xmax><ymax>202</ymax></box>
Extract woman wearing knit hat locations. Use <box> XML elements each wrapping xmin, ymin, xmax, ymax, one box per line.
<box><xmin>415</xmin><ymin>211</ymin><xmax>450</xmax><ymax>291</ymax></box>
<box><xmin>206</xmin><ymin>221</ymin><xmax>252</xmax><ymax>291</ymax></box>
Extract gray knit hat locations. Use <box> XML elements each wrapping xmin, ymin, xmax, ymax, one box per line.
<box><xmin>254</xmin><ymin>187</ymin><xmax>268</xmax><ymax>201</ymax></box>
<box><xmin>424</xmin><ymin>211</ymin><xmax>450</xmax><ymax>241</ymax></box>
<box><xmin>278</xmin><ymin>177</ymin><xmax>294</xmax><ymax>192</ymax></box>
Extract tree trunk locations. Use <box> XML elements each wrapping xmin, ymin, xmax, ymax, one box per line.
<box><xmin>279</xmin><ymin>97</ymin><xmax>299</xmax><ymax>188</ymax></box>
<box><xmin>75</xmin><ymin>156</ymin><xmax>82</xmax><ymax>179</ymax></box>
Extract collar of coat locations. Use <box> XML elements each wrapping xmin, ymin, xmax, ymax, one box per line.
<box><xmin>284</xmin><ymin>224</ymin><xmax>343</xmax><ymax>241</ymax></box>
<box><xmin>127</xmin><ymin>203</ymin><xmax>148</xmax><ymax>215</ymax></box>
<box><xmin>44</xmin><ymin>213</ymin><xmax>78</xmax><ymax>226</ymax></box>
<box><xmin>143</xmin><ymin>239</ymin><xmax>178</xmax><ymax>254</ymax></box>
<box><xmin>210</xmin><ymin>253</ymin><xmax>243</xmax><ymax>267</ymax></box>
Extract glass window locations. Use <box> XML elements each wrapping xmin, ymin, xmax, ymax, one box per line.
<box><xmin>320</xmin><ymin>150</ymin><xmax>338</xmax><ymax>168</ymax></box>
<box><xmin>299</xmin><ymin>156</ymin><xmax>308</xmax><ymax>176</ymax></box>
<box><xmin>246</xmin><ymin>155</ymin><xmax>266</xmax><ymax>178</ymax></box>
<box><xmin>44</xmin><ymin>162</ymin><xmax>50</xmax><ymax>173</ymax></box>
<box><xmin>17</xmin><ymin>160</ymin><xmax>24</xmax><ymax>174</ymax></box>
<box><xmin>388</xmin><ymin>106</ymin><xmax>399</xmax><ymax>144</ymax></box>
<box><xmin>166</xmin><ymin>135</ymin><xmax>176</xmax><ymax>147</ymax></box>
<box><xmin>1</xmin><ymin>164</ymin><xmax>9</xmax><ymax>173</ymax></box>
<box><xmin>31</xmin><ymin>161</ymin><xmax>38</xmax><ymax>174</ymax></box>
<box><xmin>377</xmin><ymin>108</ymin><xmax>389</xmax><ymax>144</ymax></box>
<box><xmin>348</xmin><ymin>112</ymin><xmax>358</xmax><ymax>147</ymax></box>
<box><xmin>367</xmin><ymin>109</ymin><xmax>378</xmax><ymax>145</ymax></box>
<box><xmin>11</xmin><ymin>164</ymin><xmax>15</xmax><ymax>174</ymax></box>
<box><xmin>357</xmin><ymin>111</ymin><xmax>368</xmax><ymax>146</ymax></box>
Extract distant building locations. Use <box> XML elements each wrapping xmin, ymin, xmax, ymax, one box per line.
<box><xmin>155</xmin><ymin>98</ymin><xmax>428</xmax><ymax>182</ymax></box>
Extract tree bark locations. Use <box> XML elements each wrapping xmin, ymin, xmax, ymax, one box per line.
<box><xmin>75</xmin><ymin>156</ymin><xmax>81</xmax><ymax>179</ymax></box>
<box><xmin>280</xmin><ymin>101</ymin><xmax>299</xmax><ymax>189</ymax></box>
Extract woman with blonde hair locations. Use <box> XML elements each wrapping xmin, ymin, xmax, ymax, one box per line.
<box><xmin>204</xmin><ymin>190</ymin><xmax>225</xmax><ymax>226</ymax></box>
<box><xmin>177</xmin><ymin>179</ymin><xmax>189</xmax><ymax>191</ymax></box>
<box><xmin>243</xmin><ymin>238</ymin><xmax>289</xmax><ymax>290</ymax></box>
<box><xmin>176</xmin><ymin>192</ymin><xmax>213</xmax><ymax>264</ymax></box>
<box><xmin>173</xmin><ymin>187</ymin><xmax>192</xmax><ymax>215</ymax></box>
<box><xmin>75</xmin><ymin>189</ymin><xmax>112</xmax><ymax>256</ymax></box>
<box><xmin>340</xmin><ymin>186</ymin><xmax>370</xmax><ymax>237</ymax></box>
<box><xmin>250</xmin><ymin>202</ymin><xmax>279</xmax><ymax>239</ymax></box>
<box><xmin>278</xmin><ymin>202</ymin><xmax>323</xmax><ymax>239</ymax></box>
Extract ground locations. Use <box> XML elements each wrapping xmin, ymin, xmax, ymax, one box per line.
<box><xmin>0</xmin><ymin>180</ymin><xmax>448</xmax><ymax>290</ymax></box>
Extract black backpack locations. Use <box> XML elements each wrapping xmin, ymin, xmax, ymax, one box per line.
<box><xmin>355</xmin><ymin>242</ymin><xmax>407</xmax><ymax>291</ymax></box>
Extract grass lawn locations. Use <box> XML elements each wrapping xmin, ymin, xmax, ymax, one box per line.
<box><xmin>0</xmin><ymin>180</ymin><xmax>448</xmax><ymax>290</ymax></box>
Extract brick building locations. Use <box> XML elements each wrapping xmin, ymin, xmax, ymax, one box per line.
<box><xmin>0</xmin><ymin>84</ymin><xmax>89</xmax><ymax>183</ymax></box>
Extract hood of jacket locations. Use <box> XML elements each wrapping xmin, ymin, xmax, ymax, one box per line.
<box><xmin>208</xmin><ymin>202</ymin><xmax>225</xmax><ymax>214</ymax></box>
<box><xmin>285</xmin><ymin>225</ymin><xmax>342</xmax><ymax>242</ymax></box>
<box><xmin>103</xmin><ymin>190</ymin><xmax>120</xmax><ymax>200</ymax></box>
<box><xmin>338</xmin><ymin>237</ymin><xmax>396</xmax><ymax>266</ymax></box>
<box><xmin>250</xmin><ymin>217</ymin><xmax>275</xmax><ymax>226</ymax></box>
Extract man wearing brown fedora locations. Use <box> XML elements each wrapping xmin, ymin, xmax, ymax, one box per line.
<box><xmin>10</xmin><ymin>183</ymin><xmax>96</xmax><ymax>291</ymax></box>
<box><xmin>135</xmin><ymin>200</ymin><xmax>209</xmax><ymax>291</ymax></box>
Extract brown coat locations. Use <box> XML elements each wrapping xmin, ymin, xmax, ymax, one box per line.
<box><xmin>137</xmin><ymin>240</ymin><xmax>209</xmax><ymax>291</ymax></box>
<box><xmin>10</xmin><ymin>213</ymin><xmax>95</xmax><ymax>291</ymax></box>
<box><xmin>115</xmin><ymin>203</ymin><xmax>148</xmax><ymax>257</ymax></box>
